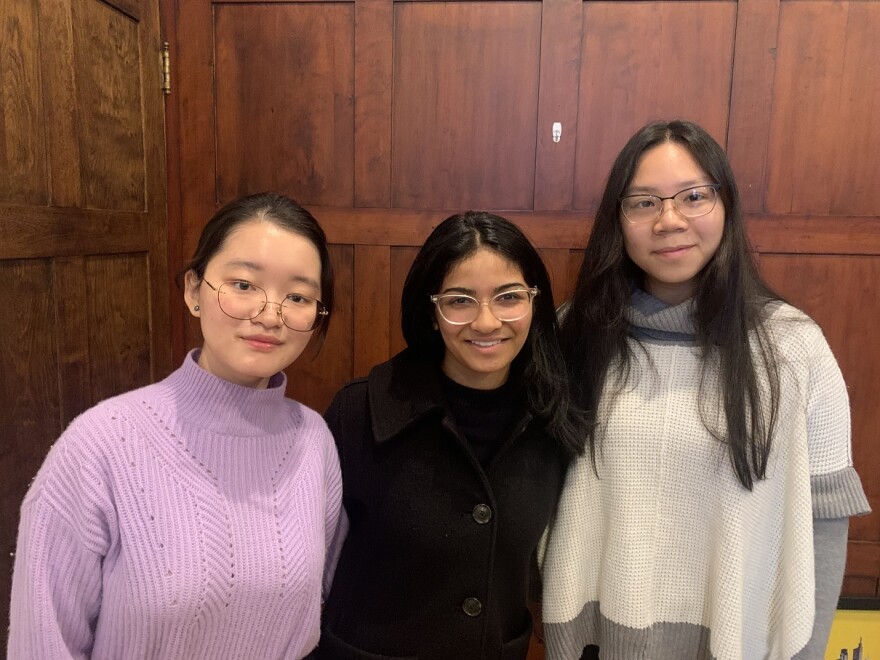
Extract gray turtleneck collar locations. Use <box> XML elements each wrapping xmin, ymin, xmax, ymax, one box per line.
<box><xmin>627</xmin><ymin>288</ymin><xmax>696</xmax><ymax>343</ymax></box>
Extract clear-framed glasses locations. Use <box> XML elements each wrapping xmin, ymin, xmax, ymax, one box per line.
<box><xmin>620</xmin><ymin>184</ymin><xmax>721</xmax><ymax>224</ymax></box>
<box><xmin>429</xmin><ymin>287</ymin><xmax>539</xmax><ymax>325</ymax></box>
<box><xmin>203</xmin><ymin>279</ymin><xmax>328</xmax><ymax>332</ymax></box>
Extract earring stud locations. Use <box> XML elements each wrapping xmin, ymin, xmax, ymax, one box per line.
<box><xmin>194</xmin><ymin>305</ymin><xmax>200</xmax><ymax>311</ymax></box>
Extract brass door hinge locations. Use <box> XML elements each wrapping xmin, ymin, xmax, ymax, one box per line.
<box><xmin>161</xmin><ymin>42</ymin><xmax>171</xmax><ymax>95</ymax></box>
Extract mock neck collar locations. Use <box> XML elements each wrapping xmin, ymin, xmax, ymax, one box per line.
<box><xmin>157</xmin><ymin>350</ymin><xmax>294</xmax><ymax>436</ymax></box>
<box><xmin>627</xmin><ymin>288</ymin><xmax>696</xmax><ymax>341</ymax></box>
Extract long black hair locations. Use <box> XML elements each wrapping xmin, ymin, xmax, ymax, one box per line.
<box><xmin>561</xmin><ymin>120</ymin><xmax>783</xmax><ymax>489</ymax></box>
<box><xmin>402</xmin><ymin>211</ymin><xmax>583</xmax><ymax>457</ymax></box>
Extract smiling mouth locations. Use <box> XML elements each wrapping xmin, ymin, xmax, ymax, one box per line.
<box><xmin>468</xmin><ymin>339</ymin><xmax>505</xmax><ymax>348</ymax></box>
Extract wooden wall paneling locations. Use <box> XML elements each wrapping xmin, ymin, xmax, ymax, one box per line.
<box><xmin>538</xmin><ymin>247</ymin><xmax>574</xmax><ymax>309</ymax></box>
<box><xmin>0</xmin><ymin>259</ymin><xmax>62</xmax><ymax>647</ymax></box>
<box><xmin>0</xmin><ymin>0</ymin><xmax>48</xmax><ymax>205</ymax></box>
<box><xmin>213</xmin><ymin>3</ymin><xmax>355</xmax><ymax>206</ymax></box>
<box><xmin>757</xmin><ymin>253</ymin><xmax>880</xmax><ymax>594</ymax></box>
<box><xmin>314</xmin><ymin>207</ymin><xmax>591</xmax><ymax>250</ymax></box>
<box><xmin>746</xmin><ymin>216</ymin><xmax>880</xmax><ymax>256</ymax></box>
<box><xmin>85</xmin><ymin>254</ymin><xmax>153</xmax><ymax>404</ymax></box>
<box><xmin>288</xmin><ymin>244</ymin><xmax>355</xmax><ymax>412</ymax></box>
<box><xmin>389</xmin><ymin>246</ymin><xmax>419</xmax><ymax>357</ymax></box>
<box><xmin>574</xmin><ymin>1</ymin><xmax>736</xmax><ymax>210</ymax></box>
<box><xmin>391</xmin><ymin>1</ymin><xmax>542</xmax><ymax>210</ymax></box>
<box><xmin>173</xmin><ymin>0</ymin><xmax>220</xmax><ymax>356</ymax></box>
<box><xmin>39</xmin><ymin>0</ymin><xmax>82</xmax><ymax>207</ymax></box>
<box><xmin>353</xmin><ymin>245</ymin><xmax>392</xmax><ymax>377</ymax></box>
<box><xmin>533</xmin><ymin>0</ymin><xmax>582</xmax><ymax>210</ymax></box>
<box><xmin>354</xmin><ymin>0</ymin><xmax>393</xmax><ymax>207</ymax></box>
<box><xmin>74</xmin><ymin>0</ymin><xmax>146</xmax><ymax>211</ymax></box>
<box><xmin>0</xmin><ymin>206</ymin><xmax>150</xmax><ymax>259</ymax></box>
<box><xmin>54</xmin><ymin>257</ymin><xmax>93</xmax><ymax>426</ymax></box>
<box><xmin>841</xmin><ymin>576</ymin><xmax>878</xmax><ymax>599</ymax></box>
<box><xmin>767</xmin><ymin>1</ymin><xmax>880</xmax><ymax>215</ymax></box>
<box><xmin>726</xmin><ymin>0</ymin><xmax>780</xmax><ymax>214</ymax></box>
<box><xmin>828</xmin><ymin>2</ymin><xmax>880</xmax><ymax>216</ymax></box>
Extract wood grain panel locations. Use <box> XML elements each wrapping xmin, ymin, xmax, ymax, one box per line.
<box><xmin>534</xmin><ymin>0</ymin><xmax>582</xmax><ymax>210</ymax></box>
<box><xmin>757</xmin><ymin>254</ymin><xmax>880</xmax><ymax>550</ymax></box>
<box><xmin>214</xmin><ymin>3</ymin><xmax>355</xmax><ymax>206</ymax></box>
<box><xmin>39</xmin><ymin>0</ymin><xmax>83</xmax><ymax>207</ymax></box>
<box><xmin>538</xmin><ymin>248</ymin><xmax>575</xmax><ymax>309</ymax></box>
<box><xmin>0</xmin><ymin>0</ymin><xmax>48</xmax><ymax>205</ymax></box>
<box><xmin>390</xmin><ymin>246</ymin><xmax>419</xmax><ymax>357</ymax></box>
<box><xmin>287</xmin><ymin>244</ymin><xmax>355</xmax><ymax>413</ymax></box>
<box><xmin>0</xmin><ymin>259</ymin><xmax>61</xmax><ymax>642</ymax></box>
<box><xmin>54</xmin><ymin>257</ymin><xmax>93</xmax><ymax>426</ymax></box>
<box><xmin>85</xmin><ymin>254</ymin><xmax>152</xmax><ymax>403</ymax></box>
<box><xmin>392</xmin><ymin>1</ymin><xmax>542</xmax><ymax>210</ymax></box>
<box><xmin>574</xmin><ymin>1</ymin><xmax>736</xmax><ymax>210</ymax></box>
<box><xmin>0</xmin><ymin>206</ymin><xmax>150</xmax><ymax>259</ymax></box>
<box><xmin>74</xmin><ymin>0</ymin><xmax>145</xmax><ymax>211</ymax></box>
<box><xmin>768</xmin><ymin>1</ymin><xmax>880</xmax><ymax>215</ymax></box>
<box><xmin>841</xmin><ymin>577</ymin><xmax>878</xmax><ymax>599</ymax></box>
<box><xmin>353</xmin><ymin>245</ymin><xmax>391</xmax><ymax>377</ymax></box>
<box><xmin>726</xmin><ymin>0</ymin><xmax>781</xmax><ymax>214</ymax></box>
<box><xmin>354</xmin><ymin>0</ymin><xmax>393</xmax><ymax>207</ymax></box>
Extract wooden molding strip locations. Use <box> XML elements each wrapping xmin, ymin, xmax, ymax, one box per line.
<box><xmin>0</xmin><ymin>205</ymin><xmax>149</xmax><ymax>259</ymax></box>
<box><xmin>310</xmin><ymin>206</ymin><xmax>880</xmax><ymax>255</ymax></box>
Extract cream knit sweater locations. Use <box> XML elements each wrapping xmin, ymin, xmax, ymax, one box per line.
<box><xmin>540</xmin><ymin>292</ymin><xmax>869</xmax><ymax>660</ymax></box>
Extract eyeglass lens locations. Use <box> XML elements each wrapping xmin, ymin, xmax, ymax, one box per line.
<box><xmin>434</xmin><ymin>289</ymin><xmax>534</xmax><ymax>325</ymax></box>
<box><xmin>621</xmin><ymin>185</ymin><xmax>719</xmax><ymax>223</ymax></box>
<box><xmin>216</xmin><ymin>281</ymin><xmax>322</xmax><ymax>331</ymax></box>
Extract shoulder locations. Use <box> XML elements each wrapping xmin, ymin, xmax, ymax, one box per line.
<box><xmin>761</xmin><ymin>301</ymin><xmax>831</xmax><ymax>359</ymax></box>
<box><xmin>20</xmin><ymin>387</ymin><xmax>158</xmax><ymax>530</ymax></box>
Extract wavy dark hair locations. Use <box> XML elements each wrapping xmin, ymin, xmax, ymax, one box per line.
<box><xmin>561</xmin><ymin>120</ymin><xmax>784</xmax><ymax>489</ymax></box>
<box><xmin>402</xmin><ymin>211</ymin><xmax>583</xmax><ymax>456</ymax></box>
<box><xmin>181</xmin><ymin>191</ymin><xmax>334</xmax><ymax>351</ymax></box>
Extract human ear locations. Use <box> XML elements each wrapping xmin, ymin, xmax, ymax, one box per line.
<box><xmin>183</xmin><ymin>271</ymin><xmax>202</xmax><ymax>317</ymax></box>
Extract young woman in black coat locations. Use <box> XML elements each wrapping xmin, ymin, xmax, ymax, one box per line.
<box><xmin>315</xmin><ymin>211</ymin><xmax>583</xmax><ymax>660</ymax></box>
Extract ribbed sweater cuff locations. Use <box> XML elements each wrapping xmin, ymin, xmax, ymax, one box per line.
<box><xmin>811</xmin><ymin>466</ymin><xmax>871</xmax><ymax>518</ymax></box>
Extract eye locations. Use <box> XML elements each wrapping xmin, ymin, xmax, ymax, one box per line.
<box><xmin>229</xmin><ymin>280</ymin><xmax>255</xmax><ymax>292</ymax></box>
<box><xmin>684</xmin><ymin>189</ymin><xmax>707</xmax><ymax>202</ymax></box>
<box><xmin>446</xmin><ymin>296</ymin><xmax>477</xmax><ymax>307</ymax></box>
<box><xmin>627</xmin><ymin>196</ymin><xmax>658</xmax><ymax>209</ymax></box>
<box><xmin>494</xmin><ymin>290</ymin><xmax>526</xmax><ymax>304</ymax></box>
<box><xmin>285</xmin><ymin>293</ymin><xmax>313</xmax><ymax>306</ymax></box>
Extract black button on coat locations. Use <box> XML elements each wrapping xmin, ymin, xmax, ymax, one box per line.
<box><xmin>315</xmin><ymin>351</ymin><xmax>568</xmax><ymax>660</ymax></box>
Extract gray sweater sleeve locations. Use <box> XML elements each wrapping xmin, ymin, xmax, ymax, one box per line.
<box><xmin>792</xmin><ymin>518</ymin><xmax>849</xmax><ymax>660</ymax></box>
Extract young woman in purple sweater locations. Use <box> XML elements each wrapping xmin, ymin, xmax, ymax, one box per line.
<box><xmin>8</xmin><ymin>192</ymin><xmax>345</xmax><ymax>660</ymax></box>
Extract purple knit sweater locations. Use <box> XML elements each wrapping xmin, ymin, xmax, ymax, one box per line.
<box><xmin>8</xmin><ymin>350</ymin><xmax>344</xmax><ymax>659</ymax></box>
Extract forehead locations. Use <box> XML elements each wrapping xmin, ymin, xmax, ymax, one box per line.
<box><xmin>441</xmin><ymin>248</ymin><xmax>525</xmax><ymax>285</ymax></box>
<box><xmin>630</xmin><ymin>142</ymin><xmax>708</xmax><ymax>188</ymax></box>
<box><xmin>211</xmin><ymin>219</ymin><xmax>321</xmax><ymax>280</ymax></box>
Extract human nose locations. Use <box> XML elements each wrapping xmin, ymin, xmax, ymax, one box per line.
<box><xmin>653</xmin><ymin>198</ymin><xmax>688</xmax><ymax>232</ymax></box>
<box><xmin>254</xmin><ymin>300</ymin><xmax>284</xmax><ymax>327</ymax></box>
<box><xmin>470</xmin><ymin>301</ymin><xmax>503</xmax><ymax>331</ymax></box>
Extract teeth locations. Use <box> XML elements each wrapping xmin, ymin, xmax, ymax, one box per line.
<box><xmin>471</xmin><ymin>340</ymin><xmax>501</xmax><ymax>347</ymax></box>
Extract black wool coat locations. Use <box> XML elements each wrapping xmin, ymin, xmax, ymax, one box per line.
<box><xmin>314</xmin><ymin>350</ymin><xmax>568</xmax><ymax>660</ymax></box>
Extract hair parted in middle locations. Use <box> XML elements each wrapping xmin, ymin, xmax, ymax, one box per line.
<box><xmin>401</xmin><ymin>210</ymin><xmax>583</xmax><ymax>456</ymax></box>
<box><xmin>560</xmin><ymin>119</ymin><xmax>785</xmax><ymax>489</ymax></box>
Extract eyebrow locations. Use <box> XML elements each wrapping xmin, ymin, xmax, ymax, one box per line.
<box><xmin>625</xmin><ymin>180</ymin><xmax>710</xmax><ymax>195</ymax></box>
<box><xmin>440</xmin><ymin>282</ymin><xmax>526</xmax><ymax>295</ymax></box>
<box><xmin>222</xmin><ymin>260</ymin><xmax>321</xmax><ymax>291</ymax></box>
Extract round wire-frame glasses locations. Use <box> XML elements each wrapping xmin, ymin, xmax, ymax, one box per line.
<box><xmin>203</xmin><ymin>279</ymin><xmax>328</xmax><ymax>332</ymax></box>
<box><xmin>619</xmin><ymin>184</ymin><xmax>721</xmax><ymax>224</ymax></box>
<box><xmin>429</xmin><ymin>287</ymin><xmax>539</xmax><ymax>325</ymax></box>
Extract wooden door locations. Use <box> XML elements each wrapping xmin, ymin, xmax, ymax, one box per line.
<box><xmin>0</xmin><ymin>0</ymin><xmax>170</xmax><ymax>645</ymax></box>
